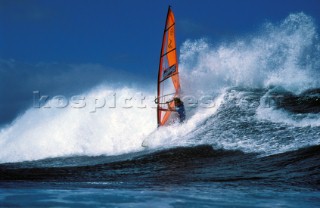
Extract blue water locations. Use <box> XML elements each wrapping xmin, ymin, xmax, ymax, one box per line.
<box><xmin>1</xmin><ymin>186</ymin><xmax>319</xmax><ymax>207</ymax></box>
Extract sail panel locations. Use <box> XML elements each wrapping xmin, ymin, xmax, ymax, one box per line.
<box><xmin>157</xmin><ymin>7</ymin><xmax>181</xmax><ymax>126</ymax></box>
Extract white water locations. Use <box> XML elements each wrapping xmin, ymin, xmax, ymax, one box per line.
<box><xmin>0</xmin><ymin>84</ymin><xmax>223</xmax><ymax>163</ymax></box>
<box><xmin>0</xmin><ymin>87</ymin><xmax>156</xmax><ymax>162</ymax></box>
<box><xmin>255</xmin><ymin>88</ymin><xmax>320</xmax><ymax>128</ymax></box>
<box><xmin>179</xmin><ymin>12</ymin><xmax>320</xmax><ymax>129</ymax></box>
<box><xmin>0</xmin><ymin>13</ymin><xmax>320</xmax><ymax>163</ymax></box>
<box><xmin>179</xmin><ymin>13</ymin><xmax>320</xmax><ymax>95</ymax></box>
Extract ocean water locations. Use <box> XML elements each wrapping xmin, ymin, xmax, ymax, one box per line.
<box><xmin>1</xmin><ymin>13</ymin><xmax>320</xmax><ymax>207</ymax></box>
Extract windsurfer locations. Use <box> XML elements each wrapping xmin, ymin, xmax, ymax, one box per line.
<box><xmin>167</xmin><ymin>97</ymin><xmax>186</xmax><ymax>123</ymax></box>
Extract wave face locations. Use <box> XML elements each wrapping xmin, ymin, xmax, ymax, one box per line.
<box><xmin>0</xmin><ymin>12</ymin><xmax>319</xmax><ymax>165</ymax></box>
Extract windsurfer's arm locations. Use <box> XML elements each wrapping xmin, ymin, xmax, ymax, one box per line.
<box><xmin>166</xmin><ymin>102</ymin><xmax>175</xmax><ymax>111</ymax></box>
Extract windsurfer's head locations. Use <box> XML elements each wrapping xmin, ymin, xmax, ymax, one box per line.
<box><xmin>173</xmin><ymin>97</ymin><xmax>183</xmax><ymax>106</ymax></box>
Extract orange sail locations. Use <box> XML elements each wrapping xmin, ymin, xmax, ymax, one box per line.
<box><xmin>156</xmin><ymin>6</ymin><xmax>181</xmax><ymax>127</ymax></box>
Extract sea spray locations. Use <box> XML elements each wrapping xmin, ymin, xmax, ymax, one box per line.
<box><xmin>179</xmin><ymin>13</ymin><xmax>320</xmax><ymax>94</ymax></box>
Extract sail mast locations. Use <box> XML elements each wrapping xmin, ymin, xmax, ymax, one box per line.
<box><xmin>157</xmin><ymin>6</ymin><xmax>172</xmax><ymax>126</ymax></box>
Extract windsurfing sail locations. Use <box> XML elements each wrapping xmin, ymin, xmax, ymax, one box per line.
<box><xmin>155</xmin><ymin>6</ymin><xmax>181</xmax><ymax>127</ymax></box>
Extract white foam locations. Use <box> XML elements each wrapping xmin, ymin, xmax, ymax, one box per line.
<box><xmin>179</xmin><ymin>13</ymin><xmax>320</xmax><ymax>95</ymax></box>
<box><xmin>142</xmin><ymin>92</ymin><xmax>225</xmax><ymax>148</ymax></box>
<box><xmin>0</xmin><ymin>83</ymin><xmax>224</xmax><ymax>163</ymax></box>
<box><xmin>256</xmin><ymin>92</ymin><xmax>320</xmax><ymax>127</ymax></box>
<box><xmin>0</xmin><ymin>86</ymin><xmax>157</xmax><ymax>163</ymax></box>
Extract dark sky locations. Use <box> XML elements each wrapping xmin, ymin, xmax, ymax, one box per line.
<box><xmin>0</xmin><ymin>0</ymin><xmax>319</xmax><ymax>125</ymax></box>
<box><xmin>1</xmin><ymin>0</ymin><xmax>319</xmax><ymax>73</ymax></box>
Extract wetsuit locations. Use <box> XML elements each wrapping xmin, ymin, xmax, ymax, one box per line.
<box><xmin>175</xmin><ymin>103</ymin><xmax>186</xmax><ymax>123</ymax></box>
